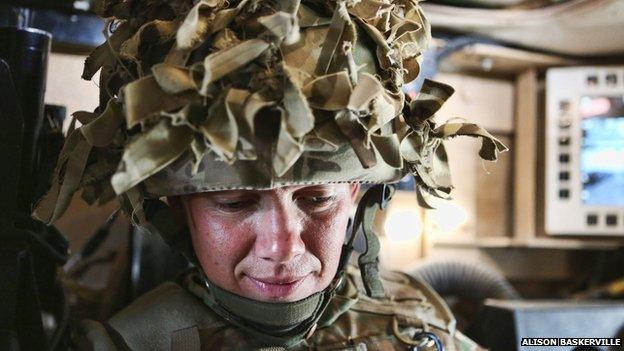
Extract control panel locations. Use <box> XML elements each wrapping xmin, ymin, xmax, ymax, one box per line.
<box><xmin>545</xmin><ymin>67</ymin><xmax>624</xmax><ymax>236</ymax></box>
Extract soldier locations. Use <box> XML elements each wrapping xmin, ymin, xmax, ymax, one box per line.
<box><xmin>34</xmin><ymin>0</ymin><xmax>507</xmax><ymax>349</ymax></box>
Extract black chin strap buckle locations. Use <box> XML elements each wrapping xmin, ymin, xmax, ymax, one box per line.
<box><xmin>377</xmin><ymin>184</ymin><xmax>395</xmax><ymax>211</ymax></box>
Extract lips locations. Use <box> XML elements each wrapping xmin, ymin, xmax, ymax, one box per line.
<box><xmin>246</xmin><ymin>274</ymin><xmax>308</xmax><ymax>298</ymax></box>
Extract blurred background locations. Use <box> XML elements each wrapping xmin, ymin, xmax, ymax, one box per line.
<box><xmin>1</xmin><ymin>0</ymin><xmax>624</xmax><ymax>350</ymax></box>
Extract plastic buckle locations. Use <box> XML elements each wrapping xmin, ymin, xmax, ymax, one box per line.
<box><xmin>378</xmin><ymin>184</ymin><xmax>395</xmax><ymax>210</ymax></box>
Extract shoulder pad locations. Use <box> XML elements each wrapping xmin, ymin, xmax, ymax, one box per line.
<box><xmin>108</xmin><ymin>282</ymin><xmax>224</xmax><ymax>350</ymax></box>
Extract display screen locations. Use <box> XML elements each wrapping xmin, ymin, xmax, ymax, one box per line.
<box><xmin>579</xmin><ymin>96</ymin><xmax>624</xmax><ymax>205</ymax></box>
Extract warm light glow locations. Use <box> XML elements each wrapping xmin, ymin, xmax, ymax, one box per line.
<box><xmin>429</xmin><ymin>201</ymin><xmax>467</xmax><ymax>234</ymax></box>
<box><xmin>384</xmin><ymin>210</ymin><xmax>422</xmax><ymax>242</ymax></box>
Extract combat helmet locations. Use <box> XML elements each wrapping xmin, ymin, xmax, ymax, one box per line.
<box><xmin>34</xmin><ymin>0</ymin><xmax>506</xmax><ymax>347</ymax></box>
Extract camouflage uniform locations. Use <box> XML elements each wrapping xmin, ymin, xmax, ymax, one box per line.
<box><xmin>75</xmin><ymin>267</ymin><xmax>483</xmax><ymax>350</ymax></box>
<box><xmin>34</xmin><ymin>0</ymin><xmax>505</xmax><ymax>349</ymax></box>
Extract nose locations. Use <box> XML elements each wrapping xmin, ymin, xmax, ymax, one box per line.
<box><xmin>254</xmin><ymin>199</ymin><xmax>305</xmax><ymax>263</ymax></box>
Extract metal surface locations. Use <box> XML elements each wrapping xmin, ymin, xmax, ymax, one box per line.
<box><xmin>0</xmin><ymin>214</ymin><xmax>69</xmax><ymax>351</ymax></box>
<box><xmin>471</xmin><ymin>299</ymin><xmax>624</xmax><ymax>351</ymax></box>
<box><xmin>0</xmin><ymin>26</ymin><xmax>51</xmax><ymax>211</ymax></box>
<box><xmin>6</xmin><ymin>0</ymin><xmax>79</xmax><ymax>12</ymax></box>
<box><xmin>0</xmin><ymin>59</ymin><xmax>24</xmax><ymax>212</ymax></box>
<box><xmin>0</xmin><ymin>4</ymin><xmax>105</xmax><ymax>52</ymax></box>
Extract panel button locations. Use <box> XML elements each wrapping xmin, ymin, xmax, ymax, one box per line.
<box><xmin>559</xmin><ymin>117</ymin><xmax>572</xmax><ymax>129</ymax></box>
<box><xmin>559</xmin><ymin>171</ymin><xmax>570</xmax><ymax>181</ymax></box>
<box><xmin>559</xmin><ymin>154</ymin><xmax>570</xmax><ymax>163</ymax></box>
<box><xmin>559</xmin><ymin>100</ymin><xmax>571</xmax><ymax>113</ymax></box>
<box><xmin>559</xmin><ymin>137</ymin><xmax>570</xmax><ymax>146</ymax></box>
<box><xmin>606</xmin><ymin>214</ymin><xmax>618</xmax><ymax>226</ymax></box>
<box><xmin>587</xmin><ymin>214</ymin><xmax>598</xmax><ymax>226</ymax></box>
<box><xmin>559</xmin><ymin>189</ymin><xmax>570</xmax><ymax>199</ymax></box>
<box><xmin>606</xmin><ymin>73</ymin><xmax>617</xmax><ymax>86</ymax></box>
<box><xmin>587</xmin><ymin>75</ymin><xmax>598</xmax><ymax>86</ymax></box>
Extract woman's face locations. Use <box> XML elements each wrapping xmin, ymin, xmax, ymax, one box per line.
<box><xmin>178</xmin><ymin>183</ymin><xmax>359</xmax><ymax>302</ymax></box>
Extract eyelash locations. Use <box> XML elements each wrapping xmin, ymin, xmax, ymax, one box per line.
<box><xmin>298</xmin><ymin>195</ymin><xmax>336</xmax><ymax>206</ymax></box>
<box><xmin>216</xmin><ymin>199</ymin><xmax>255</xmax><ymax>212</ymax></box>
<box><xmin>213</xmin><ymin>195</ymin><xmax>336</xmax><ymax>213</ymax></box>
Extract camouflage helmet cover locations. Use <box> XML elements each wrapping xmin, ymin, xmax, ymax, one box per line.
<box><xmin>34</xmin><ymin>0</ymin><xmax>506</xmax><ymax>224</ymax></box>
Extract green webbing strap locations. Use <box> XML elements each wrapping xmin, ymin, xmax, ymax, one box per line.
<box><xmin>339</xmin><ymin>184</ymin><xmax>394</xmax><ymax>299</ymax></box>
<box><xmin>186</xmin><ymin>272</ymin><xmax>343</xmax><ymax>348</ymax></box>
<box><xmin>358</xmin><ymin>197</ymin><xmax>384</xmax><ymax>298</ymax></box>
<box><xmin>206</xmin><ymin>279</ymin><xmax>325</xmax><ymax>329</ymax></box>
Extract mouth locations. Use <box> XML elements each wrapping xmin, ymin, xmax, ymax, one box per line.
<box><xmin>245</xmin><ymin>274</ymin><xmax>309</xmax><ymax>299</ymax></box>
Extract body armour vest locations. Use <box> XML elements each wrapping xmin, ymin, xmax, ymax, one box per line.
<box><xmin>74</xmin><ymin>266</ymin><xmax>484</xmax><ymax>351</ymax></box>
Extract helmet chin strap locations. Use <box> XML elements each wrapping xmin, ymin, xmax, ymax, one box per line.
<box><xmin>141</xmin><ymin>184</ymin><xmax>394</xmax><ymax>346</ymax></box>
<box><xmin>338</xmin><ymin>184</ymin><xmax>395</xmax><ymax>298</ymax></box>
<box><xmin>186</xmin><ymin>271</ymin><xmax>342</xmax><ymax>348</ymax></box>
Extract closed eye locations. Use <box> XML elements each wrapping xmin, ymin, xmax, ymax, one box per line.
<box><xmin>296</xmin><ymin>195</ymin><xmax>336</xmax><ymax>208</ymax></box>
<box><xmin>215</xmin><ymin>199</ymin><xmax>256</xmax><ymax>212</ymax></box>
<box><xmin>308</xmin><ymin>196</ymin><xmax>334</xmax><ymax>204</ymax></box>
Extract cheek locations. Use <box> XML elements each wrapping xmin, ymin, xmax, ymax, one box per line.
<box><xmin>188</xmin><ymin>207</ymin><xmax>253</xmax><ymax>278</ymax></box>
<box><xmin>303</xmin><ymin>202</ymin><xmax>351</xmax><ymax>272</ymax></box>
